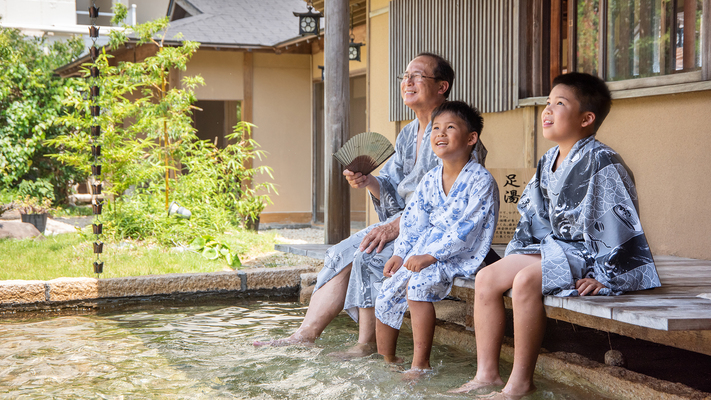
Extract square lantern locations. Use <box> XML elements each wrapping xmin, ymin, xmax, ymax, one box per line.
<box><xmin>293</xmin><ymin>5</ymin><xmax>322</xmax><ymax>36</ymax></box>
<box><xmin>348</xmin><ymin>40</ymin><xmax>364</xmax><ymax>62</ymax></box>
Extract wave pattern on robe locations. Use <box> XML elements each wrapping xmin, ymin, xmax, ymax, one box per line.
<box><xmin>505</xmin><ymin>135</ymin><xmax>661</xmax><ymax>296</ymax></box>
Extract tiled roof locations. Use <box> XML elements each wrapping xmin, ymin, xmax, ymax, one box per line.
<box><xmin>164</xmin><ymin>0</ymin><xmax>311</xmax><ymax>47</ymax></box>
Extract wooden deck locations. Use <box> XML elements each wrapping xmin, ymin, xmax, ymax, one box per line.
<box><xmin>275</xmin><ymin>243</ymin><xmax>711</xmax><ymax>356</ymax></box>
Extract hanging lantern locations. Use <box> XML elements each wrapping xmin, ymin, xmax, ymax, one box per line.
<box><xmin>348</xmin><ymin>39</ymin><xmax>363</xmax><ymax>62</ymax></box>
<box><xmin>293</xmin><ymin>2</ymin><xmax>322</xmax><ymax>36</ymax></box>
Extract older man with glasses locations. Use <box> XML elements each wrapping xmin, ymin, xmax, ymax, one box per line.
<box><xmin>255</xmin><ymin>53</ymin><xmax>491</xmax><ymax>356</ymax></box>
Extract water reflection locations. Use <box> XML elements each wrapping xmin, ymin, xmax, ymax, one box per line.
<box><xmin>0</xmin><ymin>301</ymin><xmax>609</xmax><ymax>399</ymax></box>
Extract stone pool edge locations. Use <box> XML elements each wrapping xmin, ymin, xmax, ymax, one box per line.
<box><xmin>1</xmin><ymin>267</ymin><xmax>709</xmax><ymax>400</ymax></box>
<box><xmin>0</xmin><ymin>265</ymin><xmax>317</xmax><ymax>308</ymax></box>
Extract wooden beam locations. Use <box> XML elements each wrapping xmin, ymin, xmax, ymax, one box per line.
<box><xmin>550</xmin><ymin>0</ymin><xmax>563</xmax><ymax>84</ymax></box>
<box><xmin>704</xmin><ymin>0</ymin><xmax>711</xmax><ymax>80</ymax></box>
<box><xmin>324</xmin><ymin>0</ymin><xmax>351</xmax><ymax>244</ymax></box>
<box><xmin>683</xmin><ymin>0</ymin><xmax>697</xmax><ymax>71</ymax></box>
<box><xmin>523</xmin><ymin>106</ymin><xmax>538</xmax><ymax>168</ymax></box>
<box><xmin>243</xmin><ymin>52</ymin><xmax>254</xmax><ymax>172</ymax></box>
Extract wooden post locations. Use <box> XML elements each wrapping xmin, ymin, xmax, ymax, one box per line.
<box><xmin>704</xmin><ymin>0</ymin><xmax>711</xmax><ymax>80</ymax></box>
<box><xmin>243</xmin><ymin>52</ymin><xmax>254</xmax><ymax>173</ymax></box>
<box><xmin>523</xmin><ymin>106</ymin><xmax>538</xmax><ymax>168</ymax></box>
<box><xmin>324</xmin><ymin>0</ymin><xmax>351</xmax><ymax>244</ymax></box>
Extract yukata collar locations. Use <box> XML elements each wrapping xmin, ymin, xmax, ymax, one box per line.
<box><xmin>554</xmin><ymin>134</ymin><xmax>595</xmax><ymax>172</ymax></box>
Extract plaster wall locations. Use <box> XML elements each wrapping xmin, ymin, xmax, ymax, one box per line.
<box><xmin>186</xmin><ymin>50</ymin><xmax>244</xmax><ymax>101</ymax></box>
<box><xmin>252</xmin><ymin>53</ymin><xmax>312</xmax><ymax>214</ymax></box>
<box><xmin>365</xmin><ymin>3</ymin><xmax>396</xmax><ymax>226</ymax></box>
<box><xmin>0</xmin><ymin>0</ymin><xmax>75</xmax><ymax>27</ymax></box>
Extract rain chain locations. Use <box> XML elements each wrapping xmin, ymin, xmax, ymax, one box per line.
<box><xmin>89</xmin><ymin>0</ymin><xmax>104</xmax><ymax>277</ymax></box>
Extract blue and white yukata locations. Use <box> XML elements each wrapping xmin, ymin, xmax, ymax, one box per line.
<box><xmin>375</xmin><ymin>158</ymin><xmax>499</xmax><ymax>329</ymax></box>
<box><xmin>314</xmin><ymin>119</ymin><xmax>488</xmax><ymax>322</ymax></box>
<box><xmin>506</xmin><ymin>135</ymin><xmax>661</xmax><ymax>296</ymax></box>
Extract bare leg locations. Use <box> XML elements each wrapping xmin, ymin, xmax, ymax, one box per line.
<box><xmin>501</xmin><ymin>262</ymin><xmax>545</xmax><ymax>397</ymax></box>
<box><xmin>376</xmin><ymin>318</ymin><xmax>403</xmax><ymax>364</ymax></box>
<box><xmin>449</xmin><ymin>254</ymin><xmax>541</xmax><ymax>393</ymax></box>
<box><xmin>254</xmin><ymin>264</ymin><xmax>352</xmax><ymax>346</ymax></box>
<box><xmin>408</xmin><ymin>299</ymin><xmax>435</xmax><ymax>370</ymax></box>
<box><xmin>329</xmin><ymin>307</ymin><xmax>378</xmax><ymax>359</ymax></box>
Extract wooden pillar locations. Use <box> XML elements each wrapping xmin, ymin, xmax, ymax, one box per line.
<box><xmin>703</xmin><ymin>0</ymin><xmax>711</xmax><ymax>80</ymax></box>
<box><xmin>549</xmin><ymin>0</ymin><xmax>562</xmax><ymax>84</ymax></box>
<box><xmin>243</xmin><ymin>52</ymin><xmax>254</xmax><ymax>170</ymax></box>
<box><xmin>683</xmin><ymin>0</ymin><xmax>697</xmax><ymax>71</ymax></box>
<box><xmin>324</xmin><ymin>0</ymin><xmax>351</xmax><ymax>244</ymax></box>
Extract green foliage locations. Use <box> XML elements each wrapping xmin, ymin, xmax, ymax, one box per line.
<box><xmin>189</xmin><ymin>235</ymin><xmax>242</xmax><ymax>268</ymax></box>
<box><xmin>47</xmin><ymin>7</ymin><xmax>277</xmax><ymax>262</ymax></box>
<box><xmin>0</xmin><ymin>23</ymin><xmax>85</xmax><ymax>203</ymax></box>
<box><xmin>18</xmin><ymin>178</ymin><xmax>55</xmax><ymax>203</ymax></box>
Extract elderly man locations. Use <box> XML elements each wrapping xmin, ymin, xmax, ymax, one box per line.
<box><xmin>255</xmin><ymin>53</ymin><xmax>489</xmax><ymax>355</ymax></box>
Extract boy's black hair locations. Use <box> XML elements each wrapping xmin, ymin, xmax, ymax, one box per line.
<box><xmin>431</xmin><ymin>101</ymin><xmax>484</xmax><ymax>137</ymax></box>
<box><xmin>552</xmin><ymin>72</ymin><xmax>612</xmax><ymax>132</ymax></box>
<box><xmin>417</xmin><ymin>52</ymin><xmax>455</xmax><ymax>98</ymax></box>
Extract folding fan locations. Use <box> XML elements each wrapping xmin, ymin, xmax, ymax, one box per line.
<box><xmin>333</xmin><ymin>131</ymin><xmax>395</xmax><ymax>176</ymax></box>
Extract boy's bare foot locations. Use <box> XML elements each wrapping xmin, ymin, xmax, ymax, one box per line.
<box><xmin>447</xmin><ymin>377</ymin><xmax>504</xmax><ymax>394</ymax></box>
<box><xmin>253</xmin><ymin>332</ymin><xmax>314</xmax><ymax>347</ymax></box>
<box><xmin>383</xmin><ymin>354</ymin><xmax>405</xmax><ymax>364</ymax></box>
<box><xmin>327</xmin><ymin>342</ymin><xmax>377</xmax><ymax>360</ymax></box>
<box><xmin>401</xmin><ymin>367</ymin><xmax>433</xmax><ymax>382</ymax></box>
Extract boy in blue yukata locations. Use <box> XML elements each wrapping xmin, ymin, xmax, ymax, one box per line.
<box><xmin>374</xmin><ymin>101</ymin><xmax>499</xmax><ymax>377</ymax></box>
<box><xmin>450</xmin><ymin>72</ymin><xmax>661</xmax><ymax>398</ymax></box>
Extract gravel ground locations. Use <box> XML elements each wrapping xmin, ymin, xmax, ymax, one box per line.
<box><xmin>240</xmin><ymin>227</ymin><xmax>325</xmax><ymax>271</ymax></box>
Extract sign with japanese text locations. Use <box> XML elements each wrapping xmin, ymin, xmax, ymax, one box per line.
<box><xmin>489</xmin><ymin>168</ymin><xmax>537</xmax><ymax>245</ymax></box>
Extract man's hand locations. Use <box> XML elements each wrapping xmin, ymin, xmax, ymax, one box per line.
<box><xmin>576</xmin><ymin>278</ymin><xmax>606</xmax><ymax>296</ymax></box>
<box><xmin>404</xmin><ymin>254</ymin><xmax>437</xmax><ymax>273</ymax></box>
<box><xmin>343</xmin><ymin>169</ymin><xmax>371</xmax><ymax>189</ymax></box>
<box><xmin>383</xmin><ymin>256</ymin><xmax>403</xmax><ymax>277</ymax></box>
<box><xmin>359</xmin><ymin>217</ymin><xmax>400</xmax><ymax>254</ymax></box>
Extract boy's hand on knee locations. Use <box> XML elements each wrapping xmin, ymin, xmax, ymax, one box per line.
<box><xmin>404</xmin><ymin>255</ymin><xmax>437</xmax><ymax>273</ymax></box>
<box><xmin>384</xmin><ymin>256</ymin><xmax>403</xmax><ymax>277</ymax></box>
<box><xmin>576</xmin><ymin>278</ymin><xmax>606</xmax><ymax>296</ymax></box>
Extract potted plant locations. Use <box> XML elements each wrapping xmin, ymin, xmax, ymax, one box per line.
<box><xmin>14</xmin><ymin>179</ymin><xmax>55</xmax><ymax>234</ymax></box>
<box><xmin>237</xmin><ymin>195</ymin><xmax>269</xmax><ymax>231</ymax></box>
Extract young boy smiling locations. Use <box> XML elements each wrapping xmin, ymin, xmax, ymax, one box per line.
<box><xmin>450</xmin><ymin>72</ymin><xmax>661</xmax><ymax>398</ymax></box>
<box><xmin>374</xmin><ymin>101</ymin><xmax>498</xmax><ymax>376</ymax></box>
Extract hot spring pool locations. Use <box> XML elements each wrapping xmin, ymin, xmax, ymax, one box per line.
<box><xmin>0</xmin><ymin>300</ymin><xmax>611</xmax><ymax>399</ymax></box>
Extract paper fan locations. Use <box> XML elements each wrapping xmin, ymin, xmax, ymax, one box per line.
<box><xmin>333</xmin><ymin>131</ymin><xmax>395</xmax><ymax>176</ymax></box>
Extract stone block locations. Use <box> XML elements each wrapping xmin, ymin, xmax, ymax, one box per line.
<box><xmin>96</xmin><ymin>271</ymin><xmax>243</xmax><ymax>298</ymax></box>
<box><xmin>299</xmin><ymin>272</ymin><xmax>318</xmax><ymax>304</ymax></box>
<box><xmin>0</xmin><ymin>280</ymin><xmax>46</xmax><ymax>304</ymax></box>
<box><xmin>0</xmin><ymin>220</ymin><xmax>42</xmax><ymax>239</ymax></box>
<box><xmin>242</xmin><ymin>265</ymin><xmax>312</xmax><ymax>291</ymax></box>
<box><xmin>48</xmin><ymin>277</ymin><xmax>98</xmax><ymax>302</ymax></box>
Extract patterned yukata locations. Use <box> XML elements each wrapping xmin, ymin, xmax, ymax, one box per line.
<box><xmin>314</xmin><ymin>119</ymin><xmax>489</xmax><ymax>322</ymax></box>
<box><xmin>506</xmin><ymin>135</ymin><xmax>661</xmax><ymax>296</ymax></box>
<box><xmin>375</xmin><ymin>158</ymin><xmax>498</xmax><ymax>329</ymax></box>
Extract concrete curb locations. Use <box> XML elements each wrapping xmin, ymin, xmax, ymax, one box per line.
<box><xmin>0</xmin><ymin>265</ymin><xmax>315</xmax><ymax>307</ymax></box>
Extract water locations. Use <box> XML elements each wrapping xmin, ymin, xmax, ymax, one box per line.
<box><xmin>0</xmin><ymin>301</ymin><xmax>610</xmax><ymax>399</ymax></box>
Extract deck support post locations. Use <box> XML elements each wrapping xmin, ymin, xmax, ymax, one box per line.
<box><xmin>324</xmin><ymin>0</ymin><xmax>351</xmax><ymax>244</ymax></box>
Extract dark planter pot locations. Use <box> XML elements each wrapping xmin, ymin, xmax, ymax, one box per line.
<box><xmin>245</xmin><ymin>215</ymin><xmax>260</xmax><ymax>231</ymax></box>
<box><xmin>21</xmin><ymin>213</ymin><xmax>48</xmax><ymax>233</ymax></box>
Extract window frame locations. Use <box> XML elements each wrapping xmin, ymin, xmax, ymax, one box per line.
<box><xmin>519</xmin><ymin>0</ymin><xmax>711</xmax><ymax>103</ymax></box>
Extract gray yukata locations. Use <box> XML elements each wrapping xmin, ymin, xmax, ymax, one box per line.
<box><xmin>506</xmin><ymin>135</ymin><xmax>661</xmax><ymax>296</ymax></box>
<box><xmin>314</xmin><ymin>119</ymin><xmax>439</xmax><ymax>322</ymax></box>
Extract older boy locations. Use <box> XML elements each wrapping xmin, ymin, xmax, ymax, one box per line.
<box><xmin>375</xmin><ymin>101</ymin><xmax>498</xmax><ymax>376</ymax></box>
<box><xmin>451</xmin><ymin>73</ymin><xmax>661</xmax><ymax>398</ymax></box>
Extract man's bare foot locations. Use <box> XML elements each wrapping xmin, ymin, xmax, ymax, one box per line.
<box><xmin>253</xmin><ymin>332</ymin><xmax>314</xmax><ymax>347</ymax></box>
<box><xmin>328</xmin><ymin>342</ymin><xmax>377</xmax><ymax>360</ymax></box>
<box><xmin>401</xmin><ymin>367</ymin><xmax>432</xmax><ymax>382</ymax></box>
<box><xmin>473</xmin><ymin>387</ymin><xmax>536</xmax><ymax>399</ymax></box>
<box><xmin>447</xmin><ymin>377</ymin><xmax>505</xmax><ymax>394</ymax></box>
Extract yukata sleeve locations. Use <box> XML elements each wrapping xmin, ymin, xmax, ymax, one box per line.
<box><xmin>582</xmin><ymin>151</ymin><xmax>661</xmax><ymax>295</ymax></box>
<box><xmin>421</xmin><ymin>172</ymin><xmax>499</xmax><ymax>262</ymax></box>
<box><xmin>392</xmin><ymin>173</ymin><xmax>433</xmax><ymax>259</ymax></box>
<box><xmin>370</xmin><ymin>132</ymin><xmax>409</xmax><ymax>222</ymax></box>
<box><xmin>505</xmin><ymin>161</ymin><xmax>552</xmax><ymax>256</ymax></box>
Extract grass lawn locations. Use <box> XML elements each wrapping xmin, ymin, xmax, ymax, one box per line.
<box><xmin>0</xmin><ymin>229</ymin><xmax>281</xmax><ymax>281</ymax></box>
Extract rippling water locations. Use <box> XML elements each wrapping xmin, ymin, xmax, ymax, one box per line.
<box><xmin>0</xmin><ymin>301</ymin><xmax>609</xmax><ymax>399</ymax></box>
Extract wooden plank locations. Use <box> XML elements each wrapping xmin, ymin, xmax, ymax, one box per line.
<box><xmin>549</xmin><ymin>0</ymin><xmax>562</xmax><ymax>84</ymax></box>
<box><xmin>703</xmin><ymin>0</ymin><xmax>711</xmax><ymax>80</ymax></box>
<box><xmin>523</xmin><ymin>106</ymin><xmax>537</xmax><ymax>168</ymax></box>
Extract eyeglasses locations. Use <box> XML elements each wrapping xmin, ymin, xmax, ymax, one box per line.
<box><xmin>396</xmin><ymin>72</ymin><xmax>438</xmax><ymax>82</ymax></box>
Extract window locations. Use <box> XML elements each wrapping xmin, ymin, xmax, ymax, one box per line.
<box><xmin>575</xmin><ymin>0</ymin><xmax>704</xmax><ymax>81</ymax></box>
